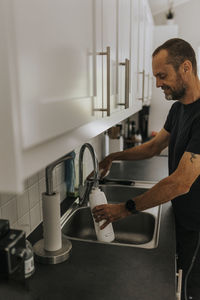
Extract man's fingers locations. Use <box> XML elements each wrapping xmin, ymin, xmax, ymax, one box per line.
<box><xmin>93</xmin><ymin>210</ymin><xmax>107</xmax><ymax>222</ymax></box>
<box><xmin>100</xmin><ymin>220</ymin><xmax>110</xmax><ymax>230</ymax></box>
<box><xmin>92</xmin><ymin>205</ymin><xmax>107</xmax><ymax>213</ymax></box>
<box><xmin>99</xmin><ymin>168</ymin><xmax>110</xmax><ymax>178</ymax></box>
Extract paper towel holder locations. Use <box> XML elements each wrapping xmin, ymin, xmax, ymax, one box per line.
<box><xmin>33</xmin><ymin>154</ymin><xmax>73</xmax><ymax>264</ymax></box>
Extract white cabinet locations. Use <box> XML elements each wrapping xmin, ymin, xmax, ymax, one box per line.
<box><xmin>3</xmin><ymin>0</ymin><xmax>96</xmax><ymax>149</ymax></box>
<box><xmin>137</xmin><ymin>0</ymin><xmax>154</xmax><ymax>105</ymax></box>
<box><xmin>118</xmin><ymin>0</ymin><xmax>131</xmax><ymax>110</ymax></box>
<box><xmin>117</xmin><ymin>0</ymin><xmax>144</xmax><ymax>113</ymax></box>
<box><xmin>137</xmin><ymin>0</ymin><xmax>145</xmax><ymax>103</ymax></box>
<box><xmin>94</xmin><ymin>0</ymin><xmax>118</xmax><ymax>117</ymax></box>
<box><xmin>143</xmin><ymin>1</ymin><xmax>154</xmax><ymax>105</ymax></box>
<box><xmin>130</xmin><ymin>0</ymin><xmax>142</xmax><ymax>111</ymax></box>
<box><xmin>0</xmin><ymin>0</ymin><xmax>154</xmax><ymax>193</ymax></box>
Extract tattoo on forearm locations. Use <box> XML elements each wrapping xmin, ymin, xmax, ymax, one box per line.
<box><xmin>190</xmin><ymin>153</ymin><xmax>197</xmax><ymax>163</ymax></box>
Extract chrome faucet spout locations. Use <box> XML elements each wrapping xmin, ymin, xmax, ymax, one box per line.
<box><xmin>79</xmin><ymin>143</ymin><xmax>99</xmax><ymax>205</ymax></box>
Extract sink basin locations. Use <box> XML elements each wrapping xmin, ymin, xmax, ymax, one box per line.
<box><xmin>62</xmin><ymin>185</ymin><xmax>161</xmax><ymax>249</ymax></box>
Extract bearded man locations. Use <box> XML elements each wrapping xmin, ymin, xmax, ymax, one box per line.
<box><xmin>93</xmin><ymin>38</ymin><xmax>200</xmax><ymax>300</ymax></box>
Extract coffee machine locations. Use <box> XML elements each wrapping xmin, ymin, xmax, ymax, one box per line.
<box><xmin>0</xmin><ymin>219</ymin><xmax>26</xmax><ymax>278</ymax></box>
<box><xmin>138</xmin><ymin>105</ymin><xmax>150</xmax><ymax>142</ymax></box>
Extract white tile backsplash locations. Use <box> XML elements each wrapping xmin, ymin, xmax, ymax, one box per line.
<box><xmin>28</xmin><ymin>183</ymin><xmax>39</xmax><ymax>210</ymax></box>
<box><xmin>0</xmin><ymin>134</ymin><xmax>104</xmax><ymax>236</ymax></box>
<box><xmin>1</xmin><ymin>197</ymin><xmax>18</xmax><ymax>225</ymax></box>
<box><xmin>1</xmin><ymin>193</ymin><xmax>15</xmax><ymax>206</ymax></box>
<box><xmin>17</xmin><ymin>191</ymin><xmax>29</xmax><ymax>219</ymax></box>
<box><xmin>30</xmin><ymin>203</ymin><xmax>41</xmax><ymax>232</ymax></box>
<box><xmin>28</xmin><ymin>173</ymin><xmax>39</xmax><ymax>187</ymax></box>
<box><xmin>38</xmin><ymin>169</ymin><xmax>45</xmax><ymax>180</ymax></box>
<box><xmin>39</xmin><ymin>177</ymin><xmax>46</xmax><ymax>201</ymax></box>
<box><xmin>16</xmin><ymin>212</ymin><xmax>31</xmax><ymax>236</ymax></box>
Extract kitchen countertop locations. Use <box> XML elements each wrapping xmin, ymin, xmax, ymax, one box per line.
<box><xmin>1</xmin><ymin>201</ymin><xmax>176</xmax><ymax>300</ymax></box>
<box><xmin>106</xmin><ymin>156</ymin><xmax>168</xmax><ymax>183</ymax></box>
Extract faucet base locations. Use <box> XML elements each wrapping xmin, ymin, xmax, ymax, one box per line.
<box><xmin>33</xmin><ymin>235</ymin><xmax>72</xmax><ymax>264</ymax></box>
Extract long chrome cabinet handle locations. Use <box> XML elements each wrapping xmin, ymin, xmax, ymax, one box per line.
<box><xmin>176</xmin><ymin>269</ymin><xmax>182</xmax><ymax>300</ymax></box>
<box><xmin>118</xmin><ymin>58</ymin><xmax>130</xmax><ymax>109</ymax></box>
<box><xmin>138</xmin><ymin>69</ymin><xmax>145</xmax><ymax>102</ymax></box>
<box><xmin>94</xmin><ymin>46</ymin><xmax>111</xmax><ymax>116</ymax></box>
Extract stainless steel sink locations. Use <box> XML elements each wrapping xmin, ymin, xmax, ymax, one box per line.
<box><xmin>61</xmin><ymin>185</ymin><xmax>161</xmax><ymax>249</ymax></box>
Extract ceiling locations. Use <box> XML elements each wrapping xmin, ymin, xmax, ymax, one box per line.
<box><xmin>148</xmin><ymin>0</ymin><xmax>191</xmax><ymax>16</ymax></box>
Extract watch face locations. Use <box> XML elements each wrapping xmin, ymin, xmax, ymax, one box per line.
<box><xmin>126</xmin><ymin>199</ymin><xmax>137</xmax><ymax>213</ymax></box>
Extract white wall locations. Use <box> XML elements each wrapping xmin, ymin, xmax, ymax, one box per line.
<box><xmin>154</xmin><ymin>0</ymin><xmax>200</xmax><ymax>56</ymax></box>
<box><xmin>149</xmin><ymin>0</ymin><xmax>200</xmax><ymax>137</ymax></box>
<box><xmin>148</xmin><ymin>25</ymin><xmax>178</xmax><ymax>136</ymax></box>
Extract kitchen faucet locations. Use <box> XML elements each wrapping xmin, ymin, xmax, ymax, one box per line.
<box><xmin>78</xmin><ymin>143</ymin><xmax>99</xmax><ymax>206</ymax></box>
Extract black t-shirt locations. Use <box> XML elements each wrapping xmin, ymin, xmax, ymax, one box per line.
<box><xmin>164</xmin><ymin>98</ymin><xmax>200</xmax><ymax>230</ymax></box>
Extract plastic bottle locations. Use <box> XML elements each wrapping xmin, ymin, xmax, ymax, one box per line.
<box><xmin>135</xmin><ymin>130</ymin><xmax>142</xmax><ymax>146</ymax></box>
<box><xmin>24</xmin><ymin>240</ymin><xmax>35</xmax><ymax>278</ymax></box>
<box><xmin>104</xmin><ymin>131</ymin><xmax>109</xmax><ymax>157</ymax></box>
<box><xmin>89</xmin><ymin>187</ymin><xmax>115</xmax><ymax>242</ymax></box>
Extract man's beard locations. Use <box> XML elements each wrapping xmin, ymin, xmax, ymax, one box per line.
<box><xmin>163</xmin><ymin>74</ymin><xmax>186</xmax><ymax>101</ymax></box>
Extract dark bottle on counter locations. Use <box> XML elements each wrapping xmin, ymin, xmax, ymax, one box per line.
<box><xmin>124</xmin><ymin>119</ymin><xmax>136</xmax><ymax>149</ymax></box>
<box><xmin>131</xmin><ymin>121</ymin><xmax>136</xmax><ymax>137</ymax></box>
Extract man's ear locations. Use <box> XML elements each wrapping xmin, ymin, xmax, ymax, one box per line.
<box><xmin>181</xmin><ymin>60</ymin><xmax>192</xmax><ymax>74</ymax></box>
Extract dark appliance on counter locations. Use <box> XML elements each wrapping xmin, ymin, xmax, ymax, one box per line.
<box><xmin>139</xmin><ymin>105</ymin><xmax>150</xmax><ymax>142</ymax></box>
<box><xmin>124</xmin><ymin>119</ymin><xmax>136</xmax><ymax>149</ymax></box>
<box><xmin>0</xmin><ymin>219</ymin><xmax>26</xmax><ymax>279</ymax></box>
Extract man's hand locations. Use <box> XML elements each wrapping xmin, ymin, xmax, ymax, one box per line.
<box><xmin>92</xmin><ymin>203</ymin><xmax>131</xmax><ymax>230</ymax></box>
<box><xmin>87</xmin><ymin>154</ymin><xmax>113</xmax><ymax>180</ymax></box>
<box><xmin>98</xmin><ymin>155</ymin><xmax>113</xmax><ymax>178</ymax></box>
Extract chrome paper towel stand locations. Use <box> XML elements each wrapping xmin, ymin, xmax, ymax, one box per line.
<box><xmin>33</xmin><ymin>154</ymin><xmax>72</xmax><ymax>264</ymax></box>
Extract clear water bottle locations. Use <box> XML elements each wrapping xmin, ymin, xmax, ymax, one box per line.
<box><xmin>24</xmin><ymin>240</ymin><xmax>35</xmax><ymax>278</ymax></box>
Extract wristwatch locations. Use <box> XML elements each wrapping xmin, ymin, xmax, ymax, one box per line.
<box><xmin>125</xmin><ymin>199</ymin><xmax>138</xmax><ymax>214</ymax></box>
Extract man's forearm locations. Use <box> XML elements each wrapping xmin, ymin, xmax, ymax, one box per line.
<box><xmin>92</xmin><ymin>173</ymin><xmax>189</xmax><ymax>229</ymax></box>
<box><xmin>133</xmin><ymin>174</ymin><xmax>188</xmax><ymax>211</ymax></box>
<box><xmin>109</xmin><ymin>139</ymin><xmax>157</xmax><ymax>162</ymax></box>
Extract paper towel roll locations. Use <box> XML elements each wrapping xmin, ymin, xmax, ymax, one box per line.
<box><xmin>109</xmin><ymin>136</ymin><xmax>123</xmax><ymax>153</ymax></box>
<box><xmin>42</xmin><ymin>192</ymin><xmax>62</xmax><ymax>251</ymax></box>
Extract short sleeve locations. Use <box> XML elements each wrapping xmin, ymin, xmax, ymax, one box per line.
<box><xmin>186</xmin><ymin>118</ymin><xmax>200</xmax><ymax>154</ymax></box>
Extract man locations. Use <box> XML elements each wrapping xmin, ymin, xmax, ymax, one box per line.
<box><xmin>92</xmin><ymin>38</ymin><xmax>200</xmax><ymax>300</ymax></box>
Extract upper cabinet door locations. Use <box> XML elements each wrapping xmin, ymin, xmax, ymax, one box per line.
<box><xmin>94</xmin><ymin>0</ymin><xmax>117</xmax><ymax>117</ymax></box>
<box><xmin>143</xmin><ymin>3</ymin><xmax>154</xmax><ymax>105</ymax></box>
<box><xmin>136</xmin><ymin>0</ymin><xmax>153</xmax><ymax>106</ymax></box>
<box><xmin>137</xmin><ymin>0</ymin><xmax>145</xmax><ymax>103</ymax></box>
<box><xmin>118</xmin><ymin>0</ymin><xmax>131</xmax><ymax>110</ymax></box>
<box><xmin>102</xmin><ymin>0</ymin><xmax>117</xmax><ymax>116</ymax></box>
<box><xmin>5</xmin><ymin>0</ymin><xmax>95</xmax><ymax>148</ymax></box>
<box><xmin>130</xmin><ymin>0</ymin><xmax>142</xmax><ymax>111</ymax></box>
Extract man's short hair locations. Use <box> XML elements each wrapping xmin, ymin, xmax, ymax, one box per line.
<box><xmin>152</xmin><ymin>38</ymin><xmax>197</xmax><ymax>75</ymax></box>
